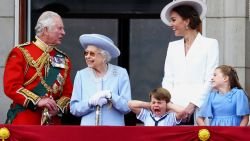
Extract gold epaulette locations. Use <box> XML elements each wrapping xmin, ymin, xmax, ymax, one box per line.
<box><xmin>54</xmin><ymin>47</ymin><xmax>69</xmax><ymax>58</ymax></box>
<box><xmin>16</xmin><ymin>42</ymin><xmax>30</xmax><ymax>48</ymax></box>
<box><xmin>4</xmin><ymin>42</ymin><xmax>30</xmax><ymax>66</ymax></box>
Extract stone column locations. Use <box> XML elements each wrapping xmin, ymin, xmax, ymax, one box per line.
<box><xmin>0</xmin><ymin>0</ymin><xmax>14</xmax><ymax>123</ymax></box>
<box><xmin>245</xmin><ymin>0</ymin><xmax>250</xmax><ymax>93</ymax></box>
<box><xmin>206</xmin><ymin>0</ymin><xmax>247</xmax><ymax>91</ymax></box>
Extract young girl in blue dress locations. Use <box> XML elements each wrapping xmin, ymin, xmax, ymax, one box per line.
<box><xmin>196</xmin><ymin>65</ymin><xmax>250</xmax><ymax>126</ymax></box>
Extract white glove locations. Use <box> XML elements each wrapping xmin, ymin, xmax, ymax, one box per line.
<box><xmin>88</xmin><ymin>94</ymin><xmax>101</xmax><ymax>107</ymax></box>
<box><xmin>88</xmin><ymin>90</ymin><xmax>111</xmax><ymax>107</ymax></box>
<box><xmin>97</xmin><ymin>98</ymin><xmax>108</xmax><ymax>107</ymax></box>
<box><xmin>97</xmin><ymin>90</ymin><xmax>112</xmax><ymax>99</ymax></box>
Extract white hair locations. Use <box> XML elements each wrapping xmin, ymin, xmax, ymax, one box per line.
<box><xmin>100</xmin><ymin>49</ymin><xmax>112</xmax><ymax>63</ymax></box>
<box><xmin>35</xmin><ymin>11</ymin><xmax>61</xmax><ymax>36</ymax></box>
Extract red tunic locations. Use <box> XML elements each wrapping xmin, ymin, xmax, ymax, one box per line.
<box><xmin>4</xmin><ymin>42</ymin><xmax>73</xmax><ymax>125</ymax></box>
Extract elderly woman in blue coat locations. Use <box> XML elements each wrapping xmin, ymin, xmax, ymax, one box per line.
<box><xmin>70</xmin><ymin>34</ymin><xmax>131</xmax><ymax>126</ymax></box>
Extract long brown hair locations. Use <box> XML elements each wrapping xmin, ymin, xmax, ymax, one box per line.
<box><xmin>216</xmin><ymin>65</ymin><xmax>242</xmax><ymax>89</ymax></box>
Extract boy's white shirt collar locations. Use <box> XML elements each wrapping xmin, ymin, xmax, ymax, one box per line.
<box><xmin>150</xmin><ymin>111</ymin><xmax>170</xmax><ymax>120</ymax></box>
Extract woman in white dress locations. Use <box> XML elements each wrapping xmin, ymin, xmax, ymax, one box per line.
<box><xmin>160</xmin><ymin>0</ymin><xmax>219</xmax><ymax>124</ymax></box>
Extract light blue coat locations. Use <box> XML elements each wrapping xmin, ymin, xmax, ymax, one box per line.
<box><xmin>70</xmin><ymin>64</ymin><xmax>131</xmax><ymax>126</ymax></box>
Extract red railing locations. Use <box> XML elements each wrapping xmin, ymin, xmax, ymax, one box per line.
<box><xmin>0</xmin><ymin>125</ymin><xmax>249</xmax><ymax>141</ymax></box>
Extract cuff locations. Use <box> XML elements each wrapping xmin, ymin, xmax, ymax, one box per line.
<box><xmin>57</xmin><ymin>96</ymin><xmax>70</xmax><ymax>113</ymax></box>
<box><xmin>17</xmin><ymin>87</ymin><xmax>41</xmax><ymax>110</ymax></box>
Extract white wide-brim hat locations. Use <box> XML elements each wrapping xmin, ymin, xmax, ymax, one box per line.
<box><xmin>79</xmin><ymin>34</ymin><xmax>120</xmax><ymax>58</ymax></box>
<box><xmin>160</xmin><ymin>0</ymin><xmax>207</xmax><ymax>26</ymax></box>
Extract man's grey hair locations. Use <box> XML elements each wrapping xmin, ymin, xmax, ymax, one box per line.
<box><xmin>35</xmin><ymin>11</ymin><xmax>61</xmax><ymax>36</ymax></box>
<box><xmin>100</xmin><ymin>49</ymin><xmax>112</xmax><ymax>63</ymax></box>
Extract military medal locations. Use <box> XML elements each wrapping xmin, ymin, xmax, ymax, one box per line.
<box><xmin>45</xmin><ymin>54</ymin><xmax>50</xmax><ymax>77</ymax></box>
<box><xmin>51</xmin><ymin>55</ymin><xmax>65</xmax><ymax>68</ymax></box>
<box><xmin>57</xmin><ymin>73</ymin><xmax>64</xmax><ymax>85</ymax></box>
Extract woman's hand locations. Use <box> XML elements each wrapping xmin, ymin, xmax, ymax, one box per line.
<box><xmin>181</xmin><ymin>103</ymin><xmax>196</xmax><ymax>122</ymax></box>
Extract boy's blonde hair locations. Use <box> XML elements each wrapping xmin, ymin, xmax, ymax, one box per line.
<box><xmin>149</xmin><ymin>87</ymin><xmax>171</xmax><ymax>103</ymax></box>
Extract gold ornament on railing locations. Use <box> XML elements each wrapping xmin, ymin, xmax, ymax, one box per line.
<box><xmin>0</xmin><ymin>127</ymin><xmax>10</xmax><ymax>141</ymax></box>
<box><xmin>198</xmin><ymin>129</ymin><xmax>210</xmax><ymax>141</ymax></box>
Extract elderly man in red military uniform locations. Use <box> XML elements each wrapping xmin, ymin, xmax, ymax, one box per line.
<box><xmin>3</xmin><ymin>11</ymin><xmax>73</xmax><ymax>125</ymax></box>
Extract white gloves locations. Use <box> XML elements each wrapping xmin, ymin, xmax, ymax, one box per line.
<box><xmin>88</xmin><ymin>90</ymin><xmax>112</xmax><ymax>107</ymax></box>
<box><xmin>88</xmin><ymin>94</ymin><xmax>100</xmax><ymax>107</ymax></box>
<box><xmin>97</xmin><ymin>98</ymin><xmax>108</xmax><ymax>107</ymax></box>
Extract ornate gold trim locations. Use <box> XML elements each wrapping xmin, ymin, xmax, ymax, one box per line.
<box><xmin>57</xmin><ymin>96</ymin><xmax>70</xmax><ymax>113</ymax></box>
<box><xmin>17</xmin><ymin>87</ymin><xmax>41</xmax><ymax>106</ymax></box>
<box><xmin>23</xmin><ymin>73</ymin><xmax>38</xmax><ymax>86</ymax></box>
<box><xmin>19</xmin><ymin>47</ymin><xmax>52</xmax><ymax>93</ymax></box>
<box><xmin>23</xmin><ymin>53</ymin><xmax>49</xmax><ymax>86</ymax></box>
<box><xmin>34</xmin><ymin>36</ymin><xmax>54</xmax><ymax>53</ymax></box>
<box><xmin>18</xmin><ymin>46</ymin><xmax>69</xmax><ymax>95</ymax></box>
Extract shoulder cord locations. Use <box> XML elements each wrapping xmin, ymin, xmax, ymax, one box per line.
<box><xmin>23</xmin><ymin>52</ymin><xmax>49</xmax><ymax>86</ymax></box>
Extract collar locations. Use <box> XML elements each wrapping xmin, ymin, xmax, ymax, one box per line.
<box><xmin>150</xmin><ymin>111</ymin><xmax>169</xmax><ymax>119</ymax></box>
<box><xmin>34</xmin><ymin>36</ymin><xmax>55</xmax><ymax>53</ymax></box>
<box><xmin>216</xmin><ymin>87</ymin><xmax>239</xmax><ymax>102</ymax></box>
<box><xmin>91</xmin><ymin>63</ymin><xmax>112</xmax><ymax>82</ymax></box>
